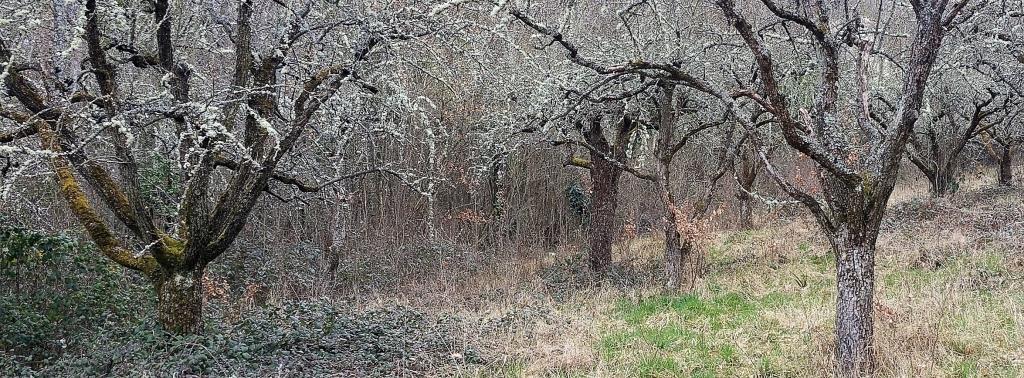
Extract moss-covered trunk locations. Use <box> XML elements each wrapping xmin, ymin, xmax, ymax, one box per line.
<box><xmin>154</xmin><ymin>265</ymin><xmax>204</xmax><ymax>334</ymax></box>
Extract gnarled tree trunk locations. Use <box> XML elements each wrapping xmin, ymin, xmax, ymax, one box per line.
<box><xmin>830</xmin><ymin>226</ymin><xmax>878</xmax><ymax>376</ymax></box>
<box><xmin>666</xmin><ymin>232</ymin><xmax>701</xmax><ymax>292</ymax></box>
<box><xmin>998</xmin><ymin>146</ymin><xmax>1013</xmax><ymax>186</ymax></box>
<box><xmin>154</xmin><ymin>265</ymin><xmax>205</xmax><ymax>334</ymax></box>
<box><xmin>588</xmin><ymin>153</ymin><xmax>622</xmax><ymax>276</ymax></box>
<box><xmin>657</xmin><ymin>157</ymin><xmax>697</xmax><ymax>292</ymax></box>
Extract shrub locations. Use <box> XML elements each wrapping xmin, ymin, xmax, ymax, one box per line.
<box><xmin>0</xmin><ymin>222</ymin><xmax>148</xmax><ymax>368</ymax></box>
<box><xmin>35</xmin><ymin>301</ymin><xmax>476</xmax><ymax>376</ymax></box>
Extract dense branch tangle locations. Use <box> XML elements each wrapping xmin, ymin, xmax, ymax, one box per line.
<box><xmin>501</xmin><ymin>2</ymin><xmax>741</xmax><ymax>291</ymax></box>
<box><xmin>0</xmin><ymin>0</ymin><xmax>429</xmax><ymax>333</ymax></box>
<box><xmin>907</xmin><ymin>87</ymin><xmax>1013</xmax><ymax>195</ymax></box>
<box><xmin>486</xmin><ymin>0</ymin><xmax>972</xmax><ymax>375</ymax></box>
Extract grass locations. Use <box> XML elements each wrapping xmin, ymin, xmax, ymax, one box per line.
<box><xmin>565</xmin><ymin>210</ymin><xmax>1019</xmax><ymax>376</ymax></box>
<box><xmin>610</xmin><ymin>301</ymin><xmax>779</xmax><ymax>372</ymax></box>
<box><xmin>598</xmin><ymin>289</ymin><xmax>809</xmax><ymax>376</ymax></box>
<box><xmin>385</xmin><ymin>184</ymin><xmax>1024</xmax><ymax>377</ymax></box>
<box><xmin>585</xmin><ymin>233</ymin><xmax>1020</xmax><ymax>376</ymax></box>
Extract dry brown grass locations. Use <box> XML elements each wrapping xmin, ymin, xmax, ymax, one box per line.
<box><xmin>331</xmin><ymin>174</ymin><xmax>1024</xmax><ymax>377</ymax></box>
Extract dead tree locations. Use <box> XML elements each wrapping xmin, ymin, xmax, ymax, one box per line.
<box><xmin>979</xmin><ymin>101</ymin><xmax>1023</xmax><ymax>186</ymax></box>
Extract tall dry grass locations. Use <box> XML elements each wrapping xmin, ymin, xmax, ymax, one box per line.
<box><xmin>340</xmin><ymin>173</ymin><xmax>1023</xmax><ymax>377</ymax></box>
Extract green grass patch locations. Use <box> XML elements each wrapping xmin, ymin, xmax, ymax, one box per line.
<box><xmin>806</xmin><ymin>251</ymin><xmax>834</xmax><ymax>271</ymax></box>
<box><xmin>755</xmin><ymin>292</ymin><xmax>794</xmax><ymax>309</ymax></box>
<box><xmin>479</xmin><ymin>360</ymin><xmax>527</xmax><ymax>377</ymax></box>
<box><xmin>948</xmin><ymin>357</ymin><xmax>980</xmax><ymax>378</ymax></box>
<box><xmin>634</xmin><ymin>355</ymin><xmax>682</xmax><ymax>377</ymax></box>
<box><xmin>602</xmin><ymin>292</ymin><xmax>795</xmax><ymax>376</ymax></box>
<box><xmin>613</xmin><ymin>292</ymin><xmax>763</xmax><ymax>327</ymax></box>
<box><xmin>599</xmin><ymin>324</ymin><xmax>695</xmax><ymax>358</ymax></box>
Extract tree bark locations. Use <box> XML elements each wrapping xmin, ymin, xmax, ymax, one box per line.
<box><xmin>830</xmin><ymin>225</ymin><xmax>878</xmax><ymax>377</ymax></box>
<box><xmin>998</xmin><ymin>146</ymin><xmax>1013</xmax><ymax>186</ymax></box>
<box><xmin>588</xmin><ymin>155</ymin><xmax>621</xmax><ymax>276</ymax></box>
<box><xmin>731</xmin><ymin>141</ymin><xmax>761</xmax><ymax>228</ymax></box>
<box><xmin>737</xmin><ymin>191</ymin><xmax>754</xmax><ymax>229</ymax></box>
<box><xmin>735</xmin><ymin>160</ymin><xmax>758</xmax><ymax>229</ymax></box>
<box><xmin>486</xmin><ymin>157</ymin><xmax>510</xmax><ymax>245</ymax></box>
<box><xmin>817</xmin><ymin>164</ymin><xmax>889</xmax><ymax>377</ymax></box>
<box><xmin>930</xmin><ymin>167</ymin><xmax>957</xmax><ymax>197</ymax></box>
<box><xmin>656</xmin><ymin>168</ymin><xmax>706</xmax><ymax>292</ymax></box>
<box><xmin>657</xmin><ymin>157</ymin><xmax>691</xmax><ymax>292</ymax></box>
<box><xmin>680</xmin><ymin>238</ymin><xmax>701</xmax><ymax>290</ymax></box>
<box><xmin>155</xmin><ymin>266</ymin><xmax>205</xmax><ymax>334</ymax></box>
<box><xmin>662</xmin><ymin>199</ymin><xmax>683</xmax><ymax>291</ymax></box>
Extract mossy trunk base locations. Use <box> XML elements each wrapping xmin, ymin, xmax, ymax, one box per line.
<box><xmin>155</xmin><ymin>267</ymin><xmax>204</xmax><ymax>334</ymax></box>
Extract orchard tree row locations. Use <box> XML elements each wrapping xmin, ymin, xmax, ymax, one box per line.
<box><xmin>2</xmin><ymin>0</ymin><xmax>1022</xmax><ymax>376</ymax></box>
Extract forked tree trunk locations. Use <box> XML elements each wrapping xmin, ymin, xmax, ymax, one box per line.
<box><xmin>817</xmin><ymin>173</ymin><xmax>888</xmax><ymax>377</ymax></box>
<box><xmin>588</xmin><ymin>155</ymin><xmax>621</xmax><ymax>276</ymax></box>
<box><xmin>998</xmin><ymin>147</ymin><xmax>1013</xmax><ymax>186</ymax></box>
<box><xmin>734</xmin><ymin>145</ymin><xmax>760</xmax><ymax>229</ymax></box>
<box><xmin>910</xmin><ymin>152</ymin><xmax>960</xmax><ymax>198</ymax></box>
<box><xmin>658</xmin><ymin>182</ymin><xmax>704</xmax><ymax>292</ymax></box>
<box><xmin>155</xmin><ymin>265</ymin><xmax>205</xmax><ymax>334</ymax></box>
<box><xmin>830</xmin><ymin>225</ymin><xmax>879</xmax><ymax>377</ymax></box>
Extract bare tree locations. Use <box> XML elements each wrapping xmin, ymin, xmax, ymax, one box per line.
<box><xmin>711</xmin><ymin>0</ymin><xmax>973</xmax><ymax>374</ymax></box>
<box><xmin>0</xmin><ymin>0</ymin><xmax>438</xmax><ymax>333</ymax></box>
<box><xmin>980</xmin><ymin>106</ymin><xmax>1024</xmax><ymax>186</ymax></box>
<box><xmin>907</xmin><ymin>86</ymin><xmax>1012</xmax><ymax>196</ymax></box>
<box><xmin>484</xmin><ymin>2</ymin><xmax>735</xmax><ymax>288</ymax></box>
<box><xmin>563</xmin><ymin>108</ymin><xmax>636</xmax><ymax>275</ymax></box>
<box><xmin>643</xmin><ymin>83</ymin><xmax>733</xmax><ymax>291</ymax></box>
